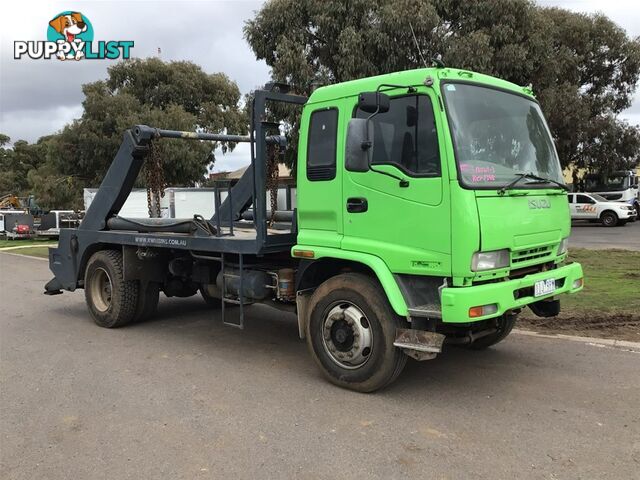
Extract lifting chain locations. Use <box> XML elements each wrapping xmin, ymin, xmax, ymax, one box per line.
<box><xmin>266</xmin><ymin>143</ymin><xmax>280</xmax><ymax>227</ymax></box>
<box><xmin>144</xmin><ymin>137</ymin><xmax>166</xmax><ymax>218</ymax></box>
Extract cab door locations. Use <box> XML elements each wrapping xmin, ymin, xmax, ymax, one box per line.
<box><xmin>575</xmin><ymin>194</ymin><xmax>596</xmax><ymax>219</ymax></box>
<box><xmin>296</xmin><ymin>105</ymin><xmax>343</xmax><ymax>248</ymax></box>
<box><xmin>341</xmin><ymin>91</ymin><xmax>451</xmax><ymax>276</ymax></box>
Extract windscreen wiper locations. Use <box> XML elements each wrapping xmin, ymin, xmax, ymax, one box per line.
<box><xmin>498</xmin><ymin>172</ymin><xmax>569</xmax><ymax>195</ymax></box>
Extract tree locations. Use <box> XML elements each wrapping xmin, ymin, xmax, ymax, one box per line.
<box><xmin>0</xmin><ymin>135</ymin><xmax>47</xmax><ymax>196</ymax></box>
<box><xmin>27</xmin><ymin>161</ymin><xmax>85</xmax><ymax>210</ymax></box>
<box><xmin>245</xmin><ymin>0</ymin><xmax>640</xmax><ymax>171</ymax></box>
<box><xmin>49</xmin><ymin>58</ymin><xmax>247</xmax><ymax>189</ymax></box>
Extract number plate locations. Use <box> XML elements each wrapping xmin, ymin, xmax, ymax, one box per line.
<box><xmin>534</xmin><ymin>279</ymin><xmax>556</xmax><ymax>297</ymax></box>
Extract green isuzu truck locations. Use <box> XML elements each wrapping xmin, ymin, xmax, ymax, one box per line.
<box><xmin>45</xmin><ymin>67</ymin><xmax>584</xmax><ymax>391</ymax></box>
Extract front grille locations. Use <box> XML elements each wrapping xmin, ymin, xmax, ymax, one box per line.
<box><xmin>508</xmin><ymin>262</ymin><xmax>553</xmax><ymax>279</ymax></box>
<box><xmin>511</xmin><ymin>245</ymin><xmax>554</xmax><ymax>265</ymax></box>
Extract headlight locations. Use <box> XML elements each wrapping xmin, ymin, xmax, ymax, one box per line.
<box><xmin>557</xmin><ymin>238</ymin><xmax>569</xmax><ymax>255</ymax></box>
<box><xmin>471</xmin><ymin>249</ymin><xmax>510</xmax><ymax>271</ymax></box>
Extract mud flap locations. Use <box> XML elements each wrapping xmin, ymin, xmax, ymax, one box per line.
<box><xmin>529</xmin><ymin>298</ymin><xmax>560</xmax><ymax>318</ymax></box>
<box><xmin>394</xmin><ymin>328</ymin><xmax>445</xmax><ymax>361</ymax></box>
<box><xmin>44</xmin><ymin>277</ymin><xmax>63</xmax><ymax>295</ymax></box>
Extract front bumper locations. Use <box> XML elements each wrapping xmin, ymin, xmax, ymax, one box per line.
<box><xmin>620</xmin><ymin>209</ymin><xmax>636</xmax><ymax>219</ymax></box>
<box><xmin>440</xmin><ymin>262</ymin><xmax>583</xmax><ymax>323</ymax></box>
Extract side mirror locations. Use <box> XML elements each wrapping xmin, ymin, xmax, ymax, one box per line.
<box><xmin>345</xmin><ymin>118</ymin><xmax>370</xmax><ymax>172</ymax></box>
<box><xmin>358</xmin><ymin>92</ymin><xmax>390</xmax><ymax>114</ymax></box>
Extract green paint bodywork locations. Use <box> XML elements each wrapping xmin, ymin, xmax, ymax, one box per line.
<box><xmin>293</xmin><ymin>67</ymin><xmax>583</xmax><ymax>322</ymax></box>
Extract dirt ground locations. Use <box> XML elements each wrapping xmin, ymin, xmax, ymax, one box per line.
<box><xmin>519</xmin><ymin>311</ymin><xmax>640</xmax><ymax>342</ymax></box>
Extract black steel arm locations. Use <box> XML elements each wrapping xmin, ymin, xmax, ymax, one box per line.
<box><xmin>79</xmin><ymin>128</ymin><xmax>153</xmax><ymax>231</ymax></box>
<box><xmin>79</xmin><ymin>124</ymin><xmax>287</xmax><ymax>232</ymax></box>
<box><xmin>210</xmin><ymin>90</ymin><xmax>307</xmax><ymax>230</ymax></box>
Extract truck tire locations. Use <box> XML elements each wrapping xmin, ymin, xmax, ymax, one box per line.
<box><xmin>135</xmin><ymin>281</ymin><xmax>160</xmax><ymax>321</ymax></box>
<box><xmin>306</xmin><ymin>273</ymin><xmax>407</xmax><ymax>392</ymax></box>
<box><xmin>84</xmin><ymin>250</ymin><xmax>139</xmax><ymax>328</ymax></box>
<box><xmin>468</xmin><ymin>313</ymin><xmax>517</xmax><ymax>350</ymax></box>
<box><xmin>600</xmin><ymin>211</ymin><xmax>618</xmax><ymax>227</ymax></box>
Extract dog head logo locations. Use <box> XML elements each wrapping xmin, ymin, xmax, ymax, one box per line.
<box><xmin>47</xmin><ymin>11</ymin><xmax>93</xmax><ymax>60</ymax></box>
<box><xmin>14</xmin><ymin>11</ymin><xmax>133</xmax><ymax>61</ymax></box>
<box><xmin>49</xmin><ymin>13</ymin><xmax>87</xmax><ymax>42</ymax></box>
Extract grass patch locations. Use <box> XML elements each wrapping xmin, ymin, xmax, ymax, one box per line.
<box><xmin>0</xmin><ymin>237</ymin><xmax>56</xmax><ymax>248</ymax></box>
<box><xmin>561</xmin><ymin>248</ymin><xmax>640</xmax><ymax>315</ymax></box>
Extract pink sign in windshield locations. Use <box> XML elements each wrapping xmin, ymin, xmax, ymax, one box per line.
<box><xmin>460</xmin><ymin>163</ymin><xmax>496</xmax><ymax>183</ymax></box>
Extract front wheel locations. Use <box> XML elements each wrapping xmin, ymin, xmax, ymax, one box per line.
<box><xmin>600</xmin><ymin>211</ymin><xmax>618</xmax><ymax>227</ymax></box>
<box><xmin>306</xmin><ymin>273</ymin><xmax>407</xmax><ymax>392</ymax></box>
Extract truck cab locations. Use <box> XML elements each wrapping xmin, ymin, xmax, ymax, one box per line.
<box><xmin>295</xmin><ymin>68</ymin><xmax>583</xmax><ymax>351</ymax></box>
<box><xmin>583</xmin><ymin>170</ymin><xmax>640</xmax><ymax>220</ymax></box>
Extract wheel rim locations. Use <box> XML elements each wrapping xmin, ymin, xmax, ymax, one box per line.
<box><xmin>321</xmin><ymin>302</ymin><xmax>373</xmax><ymax>370</ymax></box>
<box><xmin>603</xmin><ymin>214</ymin><xmax>615</xmax><ymax>226</ymax></box>
<box><xmin>89</xmin><ymin>267</ymin><xmax>112</xmax><ymax>312</ymax></box>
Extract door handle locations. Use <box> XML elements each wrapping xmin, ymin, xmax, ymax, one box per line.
<box><xmin>346</xmin><ymin>197</ymin><xmax>368</xmax><ymax>213</ymax></box>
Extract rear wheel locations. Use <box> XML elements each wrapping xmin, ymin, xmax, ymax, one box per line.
<box><xmin>600</xmin><ymin>211</ymin><xmax>618</xmax><ymax>227</ymax></box>
<box><xmin>306</xmin><ymin>273</ymin><xmax>407</xmax><ymax>392</ymax></box>
<box><xmin>468</xmin><ymin>313</ymin><xmax>517</xmax><ymax>350</ymax></box>
<box><xmin>84</xmin><ymin>250</ymin><xmax>139</xmax><ymax>328</ymax></box>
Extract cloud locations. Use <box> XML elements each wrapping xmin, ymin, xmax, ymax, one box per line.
<box><xmin>211</xmin><ymin>143</ymin><xmax>252</xmax><ymax>173</ymax></box>
<box><xmin>620</xmin><ymin>112</ymin><xmax>640</xmax><ymax>127</ymax></box>
<box><xmin>0</xmin><ymin>105</ymin><xmax>83</xmax><ymax>143</ymax></box>
<box><xmin>0</xmin><ymin>0</ymin><xmax>270</xmax><ymax>143</ymax></box>
<box><xmin>1</xmin><ymin>0</ymin><xmax>638</xmax><ymax>147</ymax></box>
<box><xmin>536</xmin><ymin>0</ymin><xmax>640</xmax><ymax>36</ymax></box>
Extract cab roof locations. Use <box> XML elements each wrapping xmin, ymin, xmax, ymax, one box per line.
<box><xmin>307</xmin><ymin>67</ymin><xmax>534</xmax><ymax>105</ymax></box>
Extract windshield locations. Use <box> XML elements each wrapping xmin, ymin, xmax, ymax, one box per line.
<box><xmin>590</xmin><ymin>193</ymin><xmax>608</xmax><ymax>202</ymax></box>
<box><xmin>585</xmin><ymin>174</ymin><xmax>630</xmax><ymax>192</ymax></box>
<box><xmin>443</xmin><ymin>83</ymin><xmax>563</xmax><ymax>188</ymax></box>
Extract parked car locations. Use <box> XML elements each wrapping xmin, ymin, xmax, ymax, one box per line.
<box><xmin>568</xmin><ymin>192</ymin><xmax>636</xmax><ymax>226</ymax></box>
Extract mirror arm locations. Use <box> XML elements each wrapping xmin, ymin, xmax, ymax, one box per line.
<box><xmin>376</xmin><ymin>83</ymin><xmax>417</xmax><ymax>94</ymax></box>
<box><xmin>369</xmin><ymin>165</ymin><xmax>410</xmax><ymax>187</ymax></box>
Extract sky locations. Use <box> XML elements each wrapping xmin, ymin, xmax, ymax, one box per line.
<box><xmin>1</xmin><ymin>0</ymin><xmax>639</xmax><ymax>173</ymax></box>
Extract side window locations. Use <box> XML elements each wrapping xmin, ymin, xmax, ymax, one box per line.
<box><xmin>567</xmin><ymin>194</ymin><xmax>574</xmax><ymax>204</ymax></box>
<box><xmin>355</xmin><ymin>95</ymin><xmax>440</xmax><ymax>176</ymax></box>
<box><xmin>576</xmin><ymin>194</ymin><xmax>593</xmax><ymax>204</ymax></box>
<box><xmin>307</xmin><ymin>108</ymin><xmax>338</xmax><ymax>181</ymax></box>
